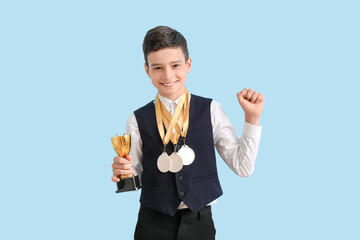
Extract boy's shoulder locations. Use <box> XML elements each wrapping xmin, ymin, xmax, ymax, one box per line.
<box><xmin>190</xmin><ymin>93</ymin><xmax>213</xmax><ymax>103</ymax></box>
<box><xmin>134</xmin><ymin>100</ymin><xmax>154</xmax><ymax>115</ymax></box>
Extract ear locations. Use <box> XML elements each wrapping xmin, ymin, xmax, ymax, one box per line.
<box><xmin>144</xmin><ymin>63</ymin><xmax>151</xmax><ymax>78</ymax></box>
<box><xmin>186</xmin><ymin>57</ymin><xmax>192</xmax><ymax>73</ymax></box>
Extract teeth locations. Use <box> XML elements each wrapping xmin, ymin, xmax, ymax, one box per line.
<box><xmin>163</xmin><ymin>82</ymin><xmax>175</xmax><ymax>86</ymax></box>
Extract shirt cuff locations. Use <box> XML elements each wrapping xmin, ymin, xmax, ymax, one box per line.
<box><xmin>242</xmin><ymin>122</ymin><xmax>262</xmax><ymax>139</ymax></box>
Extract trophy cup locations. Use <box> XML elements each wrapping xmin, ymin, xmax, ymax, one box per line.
<box><xmin>111</xmin><ymin>134</ymin><xmax>141</xmax><ymax>193</ymax></box>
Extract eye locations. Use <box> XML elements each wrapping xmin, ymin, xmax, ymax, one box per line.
<box><xmin>173</xmin><ymin>64</ymin><xmax>180</xmax><ymax>68</ymax></box>
<box><xmin>153</xmin><ymin>67</ymin><xmax>161</xmax><ymax>70</ymax></box>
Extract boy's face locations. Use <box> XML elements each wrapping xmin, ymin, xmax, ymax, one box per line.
<box><xmin>145</xmin><ymin>47</ymin><xmax>192</xmax><ymax>100</ymax></box>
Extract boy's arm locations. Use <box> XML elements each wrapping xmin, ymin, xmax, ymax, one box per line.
<box><xmin>212</xmin><ymin>102</ymin><xmax>261</xmax><ymax>177</ymax></box>
<box><xmin>212</xmin><ymin>88</ymin><xmax>264</xmax><ymax>177</ymax></box>
<box><xmin>126</xmin><ymin>113</ymin><xmax>143</xmax><ymax>179</ymax></box>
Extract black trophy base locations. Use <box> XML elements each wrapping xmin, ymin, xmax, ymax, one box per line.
<box><xmin>116</xmin><ymin>175</ymin><xmax>142</xmax><ymax>193</ymax></box>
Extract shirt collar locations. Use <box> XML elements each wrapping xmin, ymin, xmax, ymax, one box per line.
<box><xmin>158</xmin><ymin>94</ymin><xmax>181</xmax><ymax>109</ymax></box>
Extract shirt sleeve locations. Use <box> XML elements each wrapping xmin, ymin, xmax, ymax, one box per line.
<box><xmin>126</xmin><ymin>113</ymin><xmax>143</xmax><ymax>179</ymax></box>
<box><xmin>211</xmin><ymin>100</ymin><xmax>262</xmax><ymax>177</ymax></box>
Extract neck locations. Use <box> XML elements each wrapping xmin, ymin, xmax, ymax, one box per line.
<box><xmin>161</xmin><ymin>88</ymin><xmax>186</xmax><ymax>101</ymax></box>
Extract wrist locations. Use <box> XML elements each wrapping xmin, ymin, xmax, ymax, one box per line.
<box><xmin>245</xmin><ymin>115</ymin><xmax>260</xmax><ymax>126</ymax></box>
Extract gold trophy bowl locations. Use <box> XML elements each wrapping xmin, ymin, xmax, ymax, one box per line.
<box><xmin>111</xmin><ymin>134</ymin><xmax>133</xmax><ymax>179</ymax></box>
<box><xmin>111</xmin><ymin>134</ymin><xmax>141</xmax><ymax>193</ymax></box>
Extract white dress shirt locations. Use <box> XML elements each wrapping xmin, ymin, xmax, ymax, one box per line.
<box><xmin>126</xmin><ymin>94</ymin><xmax>262</xmax><ymax>209</ymax></box>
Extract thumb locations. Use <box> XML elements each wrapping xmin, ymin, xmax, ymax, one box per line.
<box><xmin>237</xmin><ymin>90</ymin><xmax>246</xmax><ymax>105</ymax></box>
<box><xmin>126</xmin><ymin>154</ymin><xmax>132</xmax><ymax>164</ymax></box>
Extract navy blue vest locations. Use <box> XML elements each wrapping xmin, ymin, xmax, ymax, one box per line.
<box><xmin>134</xmin><ymin>94</ymin><xmax>223</xmax><ymax>216</ymax></box>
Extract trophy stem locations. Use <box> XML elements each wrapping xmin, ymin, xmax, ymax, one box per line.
<box><xmin>121</xmin><ymin>174</ymin><xmax>134</xmax><ymax>179</ymax></box>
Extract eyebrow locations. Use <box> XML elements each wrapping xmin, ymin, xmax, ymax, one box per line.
<box><xmin>150</xmin><ymin>60</ymin><xmax>183</xmax><ymax>67</ymax></box>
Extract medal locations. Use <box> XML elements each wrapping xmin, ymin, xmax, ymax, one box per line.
<box><xmin>169</xmin><ymin>150</ymin><xmax>183</xmax><ymax>173</ymax></box>
<box><xmin>155</xmin><ymin>89</ymin><xmax>193</xmax><ymax>173</ymax></box>
<box><xmin>178</xmin><ymin>144</ymin><xmax>195</xmax><ymax>165</ymax></box>
<box><xmin>157</xmin><ymin>152</ymin><xmax>171</xmax><ymax>173</ymax></box>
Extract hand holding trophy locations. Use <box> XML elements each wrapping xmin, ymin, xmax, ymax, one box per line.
<box><xmin>111</xmin><ymin>134</ymin><xmax>141</xmax><ymax>193</ymax></box>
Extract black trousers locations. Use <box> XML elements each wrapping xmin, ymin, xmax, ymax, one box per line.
<box><xmin>134</xmin><ymin>205</ymin><xmax>216</xmax><ymax>240</ymax></box>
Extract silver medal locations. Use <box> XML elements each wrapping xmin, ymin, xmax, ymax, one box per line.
<box><xmin>169</xmin><ymin>153</ymin><xmax>183</xmax><ymax>173</ymax></box>
<box><xmin>178</xmin><ymin>145</ymin><xmax>195</xmax><ymax>165</ymax></box>
<box><xmin>157</xmin><ymin>152</ymin><xmax>171</xmax><ymax>173</ymax></box>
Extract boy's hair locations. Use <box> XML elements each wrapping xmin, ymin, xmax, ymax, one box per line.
<box><xmin>142</xmin><ymin>26</ymin><xmax>189</xmax><ymax>67</ymax></box>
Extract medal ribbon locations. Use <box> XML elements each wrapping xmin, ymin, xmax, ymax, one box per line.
<box><xmin>155</xmin><ymin>89</ymin><xmax>190</xmax><ymax>146</ymax></box>
<box><xmin>160</xmin><ymin>91</ymin><xmax>190</xmax><ymax>142</ymax></box>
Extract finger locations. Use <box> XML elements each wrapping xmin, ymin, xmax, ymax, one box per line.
<box><xmin>112</xmin><ymin>175</ymin><xmax>120</xmax><ymax>183</ymax></box>
<box><xmin>125</xmin><ymin>155</ymin><xmax>133</xmax><ymax>165</ymax></box>
<box><xmin>112</xmin><ymin>162</ymin><xmax>123</xmax><ymax>169</ymax></box>
<box><xmin>255</xmin><ymin>93</ymin><xmax>265</xmax><ymax>103</ymax></box>
<box><xmin>112</xmin><ymin>158</ymin><xmax>133</xmax><ymax>169</ymax></box>
<box><xmin>237</xmin><ymin>88</ymin><xmax>247</xmax><ymax>103</ymax></box>
<box><xmin>113</xmin><ymin>169</ymin><xmax>134</xmax><ymax>176</ymax></box>
<box><xmin>246</xmin><ymin>89</ymin><xmax>254</xmax><ymax>100</ymax></box>
<box><xmin>121</xmin><ymin>163</ymin><xmax>132</xmax><ymax>170</ymax></box>
<box><xmin>114</xmin><ymin>156</ymin><xmax>131</xmax><ymax>164</ymax></box>
<box><xmin>259</xmin><ymin>93</ymin><xmax>264</xmax><ymax>100</ymax></box>
<box><xmin>112</xmin><ymin>161</ymin><xmax>132</xmax><ymax>170</ymax></box>
<box><xmin>113</xmin><ymin>156</ymin><xmax>120</xmax><ymax>163</ymax></box>
<box><xmin>237</xmin><ymin>88</ymin><xmax>248</xmax><ymax>95</ymax></box>
<box><xmin>250</xmin><ymin>91</ymin><xmax>259</xmax><ymax>103</ymax></box>
<box><xmin>241</xmin><ymin>88</ymin><xmax>248</xmax><ymax>97</ymax></box>
<box><xmin>236</xmin><ymin>92</ymin><xmax>243</xmax><ymax>103</ymax></box>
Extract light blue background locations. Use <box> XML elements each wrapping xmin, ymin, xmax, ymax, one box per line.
<box><xmin>1</xmin><ymin>0</ymin><xmax>359</xmax><ymax>239</ymax></box>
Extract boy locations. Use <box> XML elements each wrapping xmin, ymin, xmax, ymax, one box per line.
<box><xmin>112</xmin><ymin>26</ymin><xmax>264</xmax><ymax>240</ymax></box>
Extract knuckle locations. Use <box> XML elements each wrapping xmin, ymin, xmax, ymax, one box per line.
<box><xmin>121</xmin><ymin>165</ymin><xmax>128</xmax><ymax>170</ymax></box>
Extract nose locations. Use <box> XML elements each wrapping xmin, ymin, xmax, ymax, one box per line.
<box><xmin>163</xmin><ymin>67</ymin><xmax>174</xmax><ymax>80</ymax></box>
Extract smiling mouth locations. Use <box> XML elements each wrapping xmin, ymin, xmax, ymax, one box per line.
<box><xmin>161</xmin><ymin>81</ymin><xmax>179</xmax><ymax>87</ymax></box>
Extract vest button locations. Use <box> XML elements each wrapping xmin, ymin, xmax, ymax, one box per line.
<box><xmin>179</xmin><ymin>191</ymin><xmax>185</xmax><ymax>197</ymax></box>
<box><xmin>178</xmin><ymin>176</ymin><xmax>184</xmax><ymax>181</ymax></box>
